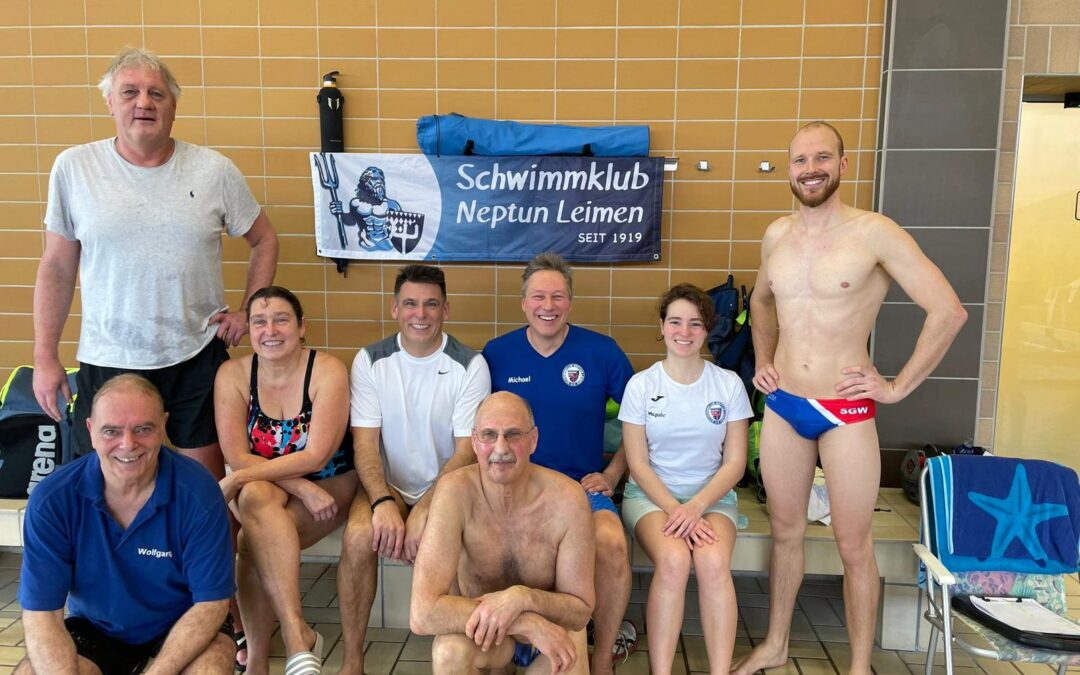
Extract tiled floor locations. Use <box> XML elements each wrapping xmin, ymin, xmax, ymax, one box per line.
<box><xmin>0</xmin><ymin>551</ymin><xmax>1074</xmax><ymax>674</ymax></box>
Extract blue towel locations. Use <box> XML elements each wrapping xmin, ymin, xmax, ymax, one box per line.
<box><xmin>926</xmin><ymin>455</ymin><xmax>1080</xmax><ymax>574</ymax></box>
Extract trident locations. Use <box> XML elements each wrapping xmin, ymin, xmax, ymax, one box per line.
<box><xmin>313</xmin><ymin>152</ymin><xmax>348</xmax><ymax>248</ymax></box>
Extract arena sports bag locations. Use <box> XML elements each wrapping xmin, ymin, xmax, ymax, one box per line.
<box><xmin>416</xmin><ymin>113</ymin><xmax>651</xmax><ymax>157</ymax></box>
<box><xmin>0</xmin><ymin>366</ymin><xmax>78</xmax><ymax>498</ymax></box>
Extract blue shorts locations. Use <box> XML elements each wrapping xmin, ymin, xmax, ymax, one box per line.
<box><xmin>513</xmin><ymin>641</ymin><xmax>541</xmax><ymax>667</ymax></box>
<box><xmin>765</xmin><ymin>388</ymin><xmax>876</xmax><ymax>440</ymax></box>
<box><xmin>587</xmin><ymin>491</ymin><xmax>618</xmax><ymax>515</ymax></box>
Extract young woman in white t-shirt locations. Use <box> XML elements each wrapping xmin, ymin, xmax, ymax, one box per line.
<box><xmin>619</xmin><ymin>283</ymin><xmax>752</xmax><ymax>675</ymax></box>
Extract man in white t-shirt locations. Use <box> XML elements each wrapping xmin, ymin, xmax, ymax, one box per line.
<box><xmin>32</xmin><ymin>47</ymin><xmax>278</xmax><ymax>475</ymax></box>
<box><xmin>336</xmin><ymin>264</ymin><xmax>491</xmax><ymax>675</ymax></box>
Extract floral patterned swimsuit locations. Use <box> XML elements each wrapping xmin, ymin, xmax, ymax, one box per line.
<box><xmin>247</xmin><ymin>350</ymin><xmax>353</xmax><ymax>480</ymax></box>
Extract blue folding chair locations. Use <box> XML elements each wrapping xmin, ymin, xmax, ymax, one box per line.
<box><xmin>913</xmin><ymin>455</ymin><xmax>1080</xmax><ymax>675</ymax></box>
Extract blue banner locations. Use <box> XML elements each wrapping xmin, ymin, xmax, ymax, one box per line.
<box><xmin>311</xmin><ymin>153</ymin><xmax>663</xmax><ymax>262</ymax></box>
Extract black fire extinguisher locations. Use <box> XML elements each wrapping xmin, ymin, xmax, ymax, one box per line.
<box><xmin>316</xmin><ymin>71</ymin><xmax>349</xmax><ymax>274</ymax></box>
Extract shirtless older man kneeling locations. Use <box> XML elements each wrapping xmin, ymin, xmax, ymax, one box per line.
<box><xmin>411</xmin><ymin>392</ymin><xmax>595</xmax><ymax>674</ymax></box>
<box><xmin>731</xmin><ymin>121</ymin><xmax>967</xmax><ymax>675</ymax></box>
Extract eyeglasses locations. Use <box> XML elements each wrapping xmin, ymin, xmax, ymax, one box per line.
<box><xmin>473</xmin><ymin>427</ymin><xmax>534</xmax><ymax>445</ymax></box>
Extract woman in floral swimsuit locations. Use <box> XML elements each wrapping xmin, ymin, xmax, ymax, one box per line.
<box><xmin>215</xmin><ymin>286</ymin><xmax>356</xmax><ymax>675</ymax></box>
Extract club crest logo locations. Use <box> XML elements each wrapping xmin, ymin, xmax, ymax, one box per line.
<box><xmin>562</xmin><ymin>363</ymin><xmax>585</xmax><ymax>387</ymax></box>
<box><xmin>313</xmin><ymin>153</ymin><xmax>436</xmax><ymax>257</ymax></box>
<box><xmin>705</xmin><ymin>401</ymin><xmax>727</xmax><ymax>425</ymax></box>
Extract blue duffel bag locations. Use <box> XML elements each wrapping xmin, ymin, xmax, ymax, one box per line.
<box><xmin>417</xmin><ymin>113</ymin><xmax>650</xmax><ymax>157</ymax></box>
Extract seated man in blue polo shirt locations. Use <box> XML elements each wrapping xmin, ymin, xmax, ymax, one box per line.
<box><xmin>16</xmin><ymin>374</ymin><xmax>236</xmax><ymax>675</ymax></box>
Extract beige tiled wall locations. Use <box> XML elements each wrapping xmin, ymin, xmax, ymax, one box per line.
<box><xmin>977</xmin><ymin>0</ymin><xmax>1080</xmax><ymax>447</ymax></box>
<box><xmin>0</xmin><ymin>0</ymin><xmax>885</xmax><ymax>381</ymax></box>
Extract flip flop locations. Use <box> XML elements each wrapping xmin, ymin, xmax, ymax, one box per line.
<box><xmin>284</xmin><ymin>631</ymin><xmax>325</xmax><ymax>675</ymax></box>
<box><xmin>233</xmin><ymin>630</ymin><xmax>247</xmax><ymax>673</ymax></box>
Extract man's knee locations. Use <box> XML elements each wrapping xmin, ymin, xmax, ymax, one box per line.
<box><xmin>431</xmin><ymin>634</ymin><xmax>481</xmax><ymax>673</ymax></box>
<box><xmin>767</xmin><ymin>506</ymin><xmax>809</xmax><ymax>546</ymax></box>
<box><xmin>15</xmin><ymin>655</ymin><xmax>103</xmax><ymax>675</ymax></box>
<box><xmin>180</xmin><ymin>632</ymin><xmax>235</xmax><ymax>674</ymax></box>
<box><xmin>341</xmin><ymin>510</ymin><xmax>377</xmax><ymax>564</ymax></box>
<box><xmin>593</xmin><ymin>512</ymin><xmax>629</xmax><ymax>567</ymax></box>
<box><xmin>835</xmin><ymin>531</ymin><xmax>876</xmax><ymax>568</ymax></box>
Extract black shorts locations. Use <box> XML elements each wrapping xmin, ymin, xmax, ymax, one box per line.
<box><xmin>72</xmin><ymin>338</ymin><xmax>229</xmax><ymax>456</ymax></box>
<box><xmin>64</xmin><ymin>614</ymin><xmax>233</xmax><ymax>675</ymax></box>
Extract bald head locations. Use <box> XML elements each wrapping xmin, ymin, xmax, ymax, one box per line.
<box><xmin>791</xmin><ymin>121</ymin><xmax>845</xmax><ymax>158</ymax></box>
<box><xmin>475</xmin><ymin>391</ymin><xmax>535</xmax><ymax>430</ymax></box>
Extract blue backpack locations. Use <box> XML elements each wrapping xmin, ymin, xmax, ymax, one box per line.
<box><xmin>707</xmin><ymin>276</ymin><xmax>756</xmax><ymax>396</ymax></box>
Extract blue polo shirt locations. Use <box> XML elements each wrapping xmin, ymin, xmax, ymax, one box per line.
<box><xmin>483</xmin><ymin>325</ymin><xmax>634</xmax><ymax>481</ymax></box>
<box><xmin>18</xmin><ymin>448</ymin><xmax>234</xmax><ymax>644</ymax></box>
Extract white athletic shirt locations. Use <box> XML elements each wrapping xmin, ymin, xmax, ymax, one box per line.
<box><xmin>350</xmin><ymin>332</ymin><xmax>491</xmax><ymax>504</ymax></box>
<box><xmin>44</xmin><ymin>139</ymin><xmax>261</xmax><ymax>368</ymax></box>
<box><xmin>619</xmin><ymin>361</ymin><xmax>752</xmax><ymax>487</ymax></box>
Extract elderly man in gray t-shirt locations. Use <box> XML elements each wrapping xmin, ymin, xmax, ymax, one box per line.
<box><xmin>32</xmin><ymin>47</ymin><xmax>278</xmax><ymax>477</ymax></box>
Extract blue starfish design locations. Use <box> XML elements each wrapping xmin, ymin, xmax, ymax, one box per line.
<box><xmin>967</xmin><ymin>464</ymin><xmax>1069</xmax><ymax>564</ymax></box>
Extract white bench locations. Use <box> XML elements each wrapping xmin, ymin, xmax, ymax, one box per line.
<box><xmin>0</xmin><ymin>488</ymin><xmax>929</xmax><ymax>650</ymax></box>
<box><xmin>299</xmin><ymin>486</ymin><xmax>927</xmax><ymax>649</ymax></box>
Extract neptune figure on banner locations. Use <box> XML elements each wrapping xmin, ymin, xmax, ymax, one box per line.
<box><xmin>327</xmin><ymin>165</ymin><xmax>425</xmax><ymax>254</ymax></box>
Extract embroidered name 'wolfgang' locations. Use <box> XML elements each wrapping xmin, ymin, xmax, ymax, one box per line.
<box><xmin>137</xmin><ymin>547</ymin><xmax>174</xmax><ymax>559</ymax></box>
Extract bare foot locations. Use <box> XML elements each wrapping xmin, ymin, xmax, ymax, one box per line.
<box><xmin>729</xmin><ymin>641</ymin><xmax>788</xmax><ymax>675</ymax></box>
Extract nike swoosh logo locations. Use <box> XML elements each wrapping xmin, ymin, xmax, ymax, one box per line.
<box><xmin>650</xmin><ymin>395</ymin><xmax>664</xmax><ymax>402</ymax></box>
<box><xmin>438</xmin><ymin>369</ymin><xmax>450</xmax><ymax>375</ymax></box>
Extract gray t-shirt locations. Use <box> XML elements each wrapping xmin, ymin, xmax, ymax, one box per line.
<box><xmin>45</xmin><ymin>139</ymin><xmax>261</xmax><ymax>368</ymax></box>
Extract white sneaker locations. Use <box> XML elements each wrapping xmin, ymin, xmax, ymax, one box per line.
<box><xmin>612</xmin><ymin>620</ymin><xmax>638</xmax><ymax>662</ymax></box>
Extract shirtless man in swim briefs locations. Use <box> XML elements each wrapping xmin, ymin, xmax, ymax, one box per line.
<box><xmin>731</xmin><ymin>121</ymin><xmax>967</xmax><ymax>675</ymax></box>
<box><xmin>410</xmin><ymin>392</ymin><xmax>595</xmax><ymax>674</ymax></box>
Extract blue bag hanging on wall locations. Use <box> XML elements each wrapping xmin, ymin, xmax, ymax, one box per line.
<box><xmin>417</xmin><ymin>113</ymin><xmax>650</xmax><ymax>157</ymax></box>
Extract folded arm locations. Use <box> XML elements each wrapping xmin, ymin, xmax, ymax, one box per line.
<box><xmin>22</xmin><ymin>609</ymin><xmax>80</xmax><ymax>675</ymax></box>
<box><xmin>143</xmin><ymin>599</ymin><xmax>230</xmax><ymax>675</ymax></box>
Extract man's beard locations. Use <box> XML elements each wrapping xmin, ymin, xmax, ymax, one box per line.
<box><xmin>790</xmin><ymin>171</ymin><xmax>841</xmax><ymax>208</ymax></box>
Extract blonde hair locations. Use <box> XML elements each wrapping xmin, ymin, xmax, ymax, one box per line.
<box><xmin>98</xmin><ymin>47</ymin><xmax>181</xmax><ymax>100</ymax></box>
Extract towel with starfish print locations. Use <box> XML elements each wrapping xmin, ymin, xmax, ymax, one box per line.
<box><xmin>925</xmin><ymin>455</ymin><xmax>1080</xmax><ymax>574</ymax></box>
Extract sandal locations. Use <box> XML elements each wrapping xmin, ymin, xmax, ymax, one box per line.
<box><xmin>233</xmin><ymin>630</ymin><xmax>248</xmax><ymax>673</ymax></box>
<box><xmin>284</xmin><ymin>631</ymin><xmax>325</xmax><ymax>675</ymax></box>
